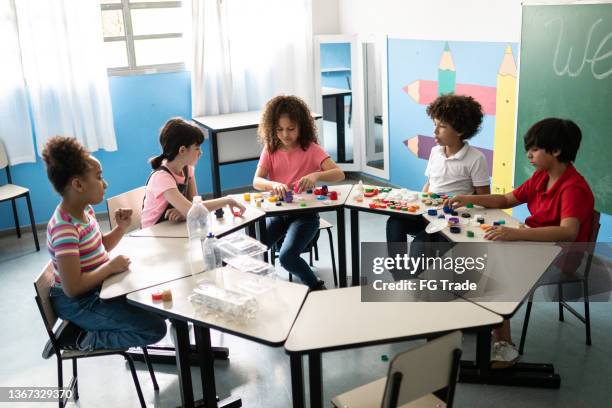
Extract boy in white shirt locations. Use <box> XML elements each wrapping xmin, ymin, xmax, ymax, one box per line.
<box><xmin>387</xmin><ymin>94</ymin><xmax>490</xmax><ymax>247</ymax></box>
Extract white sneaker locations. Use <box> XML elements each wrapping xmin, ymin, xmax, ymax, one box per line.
<box><xmin>491</xmin><ymin>341</ymin><xmax>519</xmax><ymax>369</ymax></box>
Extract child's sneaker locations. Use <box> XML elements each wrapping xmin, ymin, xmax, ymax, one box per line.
<box><xmin>491</xmin><ymin>341</ymin><xmax>519</xmax><ymax>369</ymax></box>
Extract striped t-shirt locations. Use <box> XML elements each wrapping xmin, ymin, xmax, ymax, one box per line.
<box><xmin>47</xmin><ymin>205</ymin><xmax>109</xmax><ymax>282</ymax></box>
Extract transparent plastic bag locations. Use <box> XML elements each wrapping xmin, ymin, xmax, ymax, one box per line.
<box><xmin>188</xmin><ymin>283</ymin><xmax>257</xmax><ymax>322</ymax></box>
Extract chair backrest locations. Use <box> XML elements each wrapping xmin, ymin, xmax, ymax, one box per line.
<box><xmin>106</xmin><ymin>187</ymin><xmax>146</xmax><ymax>232</ymax></box>
<box><xmin>381</xmin><ymin>331</ymin><xmax>463</xmax><ymax>408</ymax></box>
<box><xmin>589</xmin><ymin>210</ymin><xmax>601</xmax><ymax>243</ymax></box>
<box><xmin>0</xmin><ymin>140</ymin><xmax>8</xmax><ymax>169</ymax></box>
<box><xmin>34</xmin><ymin>261</ymin><xmax>59</xmax><ymax>336</ymax></box>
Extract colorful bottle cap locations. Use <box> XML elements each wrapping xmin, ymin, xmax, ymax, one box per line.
<box><xmin>151</xmin><ymin>291</ymin><xmax>163</xmax><ymax>301</ymax></box>
<box><xmin>449</xmin><ymin>226</ymin><xmax>461</xmax><ymax>234</ymax></box>
<box><xmin>493</xmin><ymin>221</ymin><xmax>500</xmax><ymax>226</ymax></box>
<box><xmin>466</xmin><ymin>203</ymin><xmax>474</xmax><ymax>208</ymax></box>
<box><xmin>306</xmin><ymin>188</ymin><xmax>313</xmax><ymax>194</ymax></box>
<box><xmin>448</xmin><ymin>217</ymin><xmax>460</xmax><ymax>224</ymax></box>
<box><xmin>443</xmin><ymin>205</ymin><xmax>453</xmax><ymax>214</ymax></box>
<box><xmin>461</xmin><ymin>213</ymin><xmax>471</xmax><ymax>218</ymax></box>
<box><xmin>243</xmin><ymin>193</ymin><xmax>251</xmax><ymax>201</ymax></box>
<box><xmin>467</xmin><ymin>230</ymin><xmax>475</xmax><ymax>238</ymax></box>
<box><xmin>316</xmin><ymin>195</ymin><xmax>326</xmax><ymax>200</ymax></box>
<box><xmin>427</xmin><ymin>209</ymin><xmax>438</xmax><ymax>216</ymax></box>
<box><xmin>300</xmin><ymin>202</ymin><xmax>307</xmax><ymax>207</ymax></box>
<box><xmin>275</xmin><ymin>202</ymin><xmax>282</xmax><ymax>206</ymax></box>
<box><xmin>451</xmin><ymin>210</ymin><xmax>459</xmax><ymax>216</ymax></box>
<box><xmin>437</xmin><ymin>214</ymin><xmax>445</xmax><ymax>219</ymax></box>
<box><xmin>430</xmin><ymin>193</ymin><xmax>439</xmax><ymax>199</ymax></box>
<box><xmin>498</xmin><ymin>220</ymin><xmax>506</xmax><ymax>225</ymax></box>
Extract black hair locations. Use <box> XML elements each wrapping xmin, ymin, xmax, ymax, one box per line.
<box><xmin>426</xmin><ymin>94</ymin><xmax>483</xmax><ymax>140</ymax></box>
<box><xmin>524</xmin><ymin>118</ymin><xmax>582</xmax><ymax>163</ymax></box>
<box><xmin>150</xmin><ymin>117</ymin><xmax>205</xmax><ymax>169</ymax></box>
<box><xmin>41</xmin><ymin>136</ymin><xmax>91</xmax><ymax>195</ymax></box>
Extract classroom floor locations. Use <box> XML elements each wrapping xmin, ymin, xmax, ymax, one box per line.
<box><xmin>2</xmin><ymin>182</ymin><xmax>612</xmax><ymax>407</ymax></box>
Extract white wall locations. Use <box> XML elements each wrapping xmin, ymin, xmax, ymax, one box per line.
<box><xmin>312</xmin><ymin>0</ymin><xmax>339</xmax><ymax>34</ymax></box>
<box><xmin>338</xmin><ymin>0</ymin><xmax>523</xmax><ymax>42</ymax></box>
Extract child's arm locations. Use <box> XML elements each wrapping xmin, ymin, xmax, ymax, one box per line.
<box><xmin>187</xmin><ymin>172</ymin><xmax>198</xmax><ymax>201</ymax></box>
<box><xmin>202</xmin><ymin>197</ymin><xmax>246</xmax><ymax>215</ymax></box>
<box><xmin>447</xmin><ymin>192</ymin><xmax>519</xmax><ymax>209</ymax></box>
<box><xmin>57</xmin><ymin>255</ymin><xmax>130</xmax><ymax>297</ymax></box>
<box><xmin>475</xmin><ymin>185</ymin><xmax>491</xmax><ymax>194</ymax></box>
<box><xmin>484</xmin><ymin>217</ymin><xmax>580</xmax><ymax>242</ymax></box>
<box><xmin>102</xmin><ymin>208</ymin><xmax>132</xmax><ymax>251</ymax></box>
<box><xmin>422</xmin><ymin>181</ymin><xmax>430</xmax><ymax>192</ymax></box>
<box><xmin>295</xmin><ymin>158</ymin><xmax>345</xmax><ymax>192</ymax></box>
<box><xmin>162</xmin><ymin>188</ymin><xmax>193</xmax><ymax>219</ymax></box>
<box><xmin>253</xmin><ymin>166</ymin><xmax>289</xmax><ymax>196</ymax></box>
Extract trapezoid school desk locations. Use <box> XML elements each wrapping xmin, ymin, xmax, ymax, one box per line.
<box><xmin>322</xmin><ymin>87</ymin><xmax>352</xmax><ymax>164</ymax></box>
<box><xmin>446</xmin><ymin>243</ymin><xmax>563</xmax><ymax>389</ymax></box>
<box><xmin>230</xmin><ymin>184</ymin><xmax>355</xmax><ymax>285</ymax></box>
<box><xmin>284</xmin><ymin>286</ymin><xmax>503</xmax><ymax>408</ymax></box>
<box><xmin>127</xmin><ymin>267</ymin><xmax>309</xmax><ymax>408</ymax></box>
<box><xmin>193</xmin><ymin>111</ymin><xmax>322</xmax><ymax>198</ymax></box>
<box><xmin>129</xmin><ymin>206</ymin><xmax>265</xmax><ymax>239</ymax></box>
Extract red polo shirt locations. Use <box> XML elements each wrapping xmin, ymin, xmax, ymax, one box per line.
<box><xmin>513</xmin><ymin>164</ymin><xmax>594</xmax><ymax>242</ymax></box>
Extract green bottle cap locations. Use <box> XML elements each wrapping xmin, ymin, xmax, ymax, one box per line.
<box><xmin>466</xmin><ymin>203</ymin><xmax>474</xmax><ymax>208</ymax></box>
<box><xmin>467</xmin><ymin>230</ymin><xmax>475</xmax><ymax>238</ymax></box>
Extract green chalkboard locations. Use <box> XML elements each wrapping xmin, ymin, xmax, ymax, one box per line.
<box><xmin>516</xmin><ymin>3</ymin><xmax>612</xmax><ymax>214</ymax></box>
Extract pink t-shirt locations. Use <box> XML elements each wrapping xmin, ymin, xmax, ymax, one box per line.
<box><xmin>141</xmin><ymin>163</ymin><xmax>195</xmax><ymax>228</ymax></box>
<box><xmin>258</xmin><ymin>143</ymin><xmax>330</xmax><ymax>187</ymax></box>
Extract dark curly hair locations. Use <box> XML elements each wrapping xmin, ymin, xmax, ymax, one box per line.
<box><xmin>258</xmin><ymin>95</ymin><xmax>318</xmax><ymax>153</ymax></box>
<box><xmin>524</xmin><ymin>118</ymin><xmax>582</xmax><ymax>163</ymax></box>
<box><xmin>150</xmin><ymin>117</ymin><xmax>205</xmax><ymax>170</ymax></box>
<box><xmin>41</xmin><ymin>136</ymin><xmax>91</xmax><ymax>195</ymax></box>
<box><xmin>426</xmin><ymin>94</ymin><xmax>483</xmax><ymax>140</ymax></box>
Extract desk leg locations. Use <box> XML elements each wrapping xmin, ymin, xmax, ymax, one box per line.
<box><xmin>258</xmin><ymin>218</ymin><xmax>269</xmax><ymax>262</ymax></box>
<box><xmin>194</xmin><ymin>326</ymin><xmax>242</xmax><ymax>408</ymax></box>
<box><xmin>459</xmin><ymin>327</ymin><xmax>560</xmax><ymax>388</ymax></box>
<box><xmin>290</xmin><ymin>354</ymin><xmax>305</xmax><ymax>408</ymax></box>
<box><xmin>209</xmin><ymin>130</ymin><xmax>222</xmax><ymax>198</ymax></box>
<box><xmin>350</xmin><ymin>209</ymin><xmax>360</xmax><ymax>287</ymax></box>
<box><xmin>246</xmin><ymin>222</ymin><xmax>257</xmax><ymax>238</ymax></box>
<box><xmin>171</xmin><ymin>319</ymin><xmax>194</xmax><ymax>408</ymax></box>
<box><xmin>336</xmin><ymin>95</ymin><xmax>346</xmax><ymax>163</ymax></box>
<box><xmin>336</xmin><ymin>207</ymin><xmax>347</xmax><ymax>288</ymax></box>
<box><xmin>308</xmin><ymin>352</ymin><xmax>323</xmax><ymax>408</ymax></box>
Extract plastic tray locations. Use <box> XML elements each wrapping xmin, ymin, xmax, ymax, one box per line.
<box><xmin>216</xmin><ymin>234</ymin><xmax>268</xmax><ymax>259</ymax></box>
<box><xmin>224</xmin><ymin>255</ymin><xmax>275</xmax><ymax>277</ymax></box>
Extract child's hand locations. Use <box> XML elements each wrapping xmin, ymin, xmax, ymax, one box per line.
<box><xmin>444</xmin><ymin>195</ymin><xmax>469</xmax><ymax>209</ymax></box>
<box><xmin>271</xmin><ymin>182</ymin><xmax>289</xmax><ymax>197</ymax></box>
<box><xmin>296</xmin><ymin>173</ymin><xmax>318</xmax><ymax>193</ymax></box>
<box><xmin>114</xmin><ymin>208</ymin><xmax>133</xmax><ymax>231</ymax></box>
<box><xmin>226</xmin><ymin>198</ymin><xmax>246</xmax><ymax>216</ymax></box>
<box><xmin>164</xmin><ymin>208</ymin><xmax>185</xmax><ymax>222</ymax></box>
<box><xmin>484</xmin><ymin>226</ymin><xmax>518</xmax><ymax>241</ymax></box>
<box><xmin>107</xmin><ymin>255</ymin><xmax>131</xmax><ymax>275</ymax></box>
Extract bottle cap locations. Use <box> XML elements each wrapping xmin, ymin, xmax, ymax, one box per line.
<box><xmin>466</xmin><ymin>203</ymin><xmax>474</xmax><ymax>208</ymax></box>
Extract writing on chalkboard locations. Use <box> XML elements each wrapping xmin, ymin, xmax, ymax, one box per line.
<box><xmin>546</xmin><ymin>17</ymin><xmax>612</xmax><ymax>80</ymax></box>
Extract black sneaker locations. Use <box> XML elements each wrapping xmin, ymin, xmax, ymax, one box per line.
<box><xmin>42</xmin><ymin>322</ymin><xmax>83</xmax><ymax>359</ymax></box>
<box><xmin>310</xmin><ymin>280</ymin><xmax>327</xmax><ymax>292</ymax></box>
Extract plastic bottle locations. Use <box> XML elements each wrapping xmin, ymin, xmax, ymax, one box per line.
<box><xmin>186</xmin><ymin>196</ymin><xmax>210</xmax><ymax>275</ymax></box>
<box><xmin>202</xmin><ymin>232</ymin><xmax>223</xmax><ymax>271</ymax></box>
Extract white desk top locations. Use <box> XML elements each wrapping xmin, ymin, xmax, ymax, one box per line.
<box><xmin>284</xmin><ymin>286</ymin><xmax>502</xmax><ymax>353</ymax></box>
<box><xmin>100</xmin><ymin>236</ymin><xmax>192</xmax><ymax>299</ymax></box>
<box><xmin>129</xmin><ymin>206</ymin><xmax>265</xmax><ymax>238</ymax></box>
<box><xmin>193</xmin><ymin>111</ymin><xmax>321</xmax><ymax>132</ymax></box>
<box><xmin>127</xmin><ymin>267</ymin><xmax>309</xmax><ymax>346</ymax></box>
<box><xmin>322</xmin><ymin>87</ymin><xmax>352</xmax><ymax>97</ymax></box>
<box><xmin>231</xmin><ymin>184</ymin><xmax>354</xmax><ymax>214</ymax></box>
<box><xmin>449</xmin><ymin>243</ymin><xmax>562</xmax><ymax>317</ymax></box>
<box><xmin>422</xmin><ymin>206</ymin><xmax>523</xmax><ymax>243</ymax></box>
<box><xmin>344</xmin><ymin>185</ymin><xmax>426</xmax><ymax>215</ymax></box>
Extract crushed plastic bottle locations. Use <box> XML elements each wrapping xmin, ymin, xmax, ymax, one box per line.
<box><xmin>186</xmin><ymin>196</ymin><xmax>210</xmax><ymax>275</ymax></box>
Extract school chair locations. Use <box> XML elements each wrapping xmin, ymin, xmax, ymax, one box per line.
<box><xmin>332</xmin><ymin>331</ymin><xmax>463</xmax><ymax>408</ymax></box>
<box><xmin>519</xmin><ymin>210</ymin><xmax>601</xmax><ymax>354</ymax></box>
<box><xmin>0</xmin><ymin>141</ymin><xmax>39</xmax><ymax>251</ymax></box>
<box><xmin>270</xmin><ymin>218</ymin><xmax>339</xmax><ymax>287</ymax></box>
<box><xmin>346</xmin><ymin>76</ymin><xmax>352</xmax><ymax>127</ymax></box>
<box><xmin>106</xmin><ymin>186</ymin><xmax>146</xmax><ymax>232</ymax></box>
<box><xmin>34</xmin><ymin>261</ymin><xmax>158</xmax><ymax>408</ymax></box>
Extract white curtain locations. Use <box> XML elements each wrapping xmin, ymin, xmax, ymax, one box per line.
<box><xmin>0</xmin><ymin>0</ymin><xmax>35</xmax><ymax>165</ymax></box>
<box><xmin>14</xmin><ymin>0</ymin><xmax>117</xmax><ymax>156</ymax></box>
<box><xmin>191</xmin><ymin>0</ymin><xmax>314</xmax><ymax>117</ymax></box>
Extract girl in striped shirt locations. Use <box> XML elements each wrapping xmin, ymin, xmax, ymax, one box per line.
<box><xmin>43</xmin><ymin>136</ymin><xmax>166</xmax><ymax>351</ymax></box>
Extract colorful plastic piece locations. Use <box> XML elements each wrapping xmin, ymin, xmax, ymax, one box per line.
<box><xmin>243</xmin><ymin>192</ymin><xmax>251</xmax><ymax>201</ymax></box>
<box><xmin>427</xmin><ymin>209</ymin><xmax>438</xmax><ymax>216</ymax></box>
<box><xmin>467</xmin><ymin>230</ymin><xmax>475</xmax><ymax>238</ymax></box>
<box><xmin>450</xmin><ymin>226</ymin><xmax>461</xmax><ymax>234</ymax></box>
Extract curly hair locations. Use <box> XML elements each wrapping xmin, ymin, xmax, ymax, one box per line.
<box><xmin>41</xmin><ymin>136</ymin><xmax>91</xmax><ymax>194</ymax></box>
<box><xmin>257</xmin><ymin>95</ymin><xmax>318</xmax><ymax>153</ymax></box>
<box><xmin>150</xmin><ymin>117</ymin><xmax>205</xmax><ymax>170</ymax></box>
<box><xmin>426</xmin><ymin>94</ymin><xmax>483</xmax><ymax>140</ymax></box>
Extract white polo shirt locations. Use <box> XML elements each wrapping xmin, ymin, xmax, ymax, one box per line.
<box><xmin>425</xmin><ymin>142</ymin><xmax>490</xmax><ymax>195</ymax></box>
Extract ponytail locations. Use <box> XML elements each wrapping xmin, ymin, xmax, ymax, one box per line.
<box><xmin>149</xmin><ymin>153</ymin><xmax>165</xmax><ymax>170</ymax></box>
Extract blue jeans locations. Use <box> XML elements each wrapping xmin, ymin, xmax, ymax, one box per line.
<box><xmin>265</xmin><ymin>212</ymin><xmax>320</xmax><ymax>288</ymax></box>
<box><xmin>50</xmin><ymin>285</ymin><xmax>167</xmax><ymax>351</ymax></box>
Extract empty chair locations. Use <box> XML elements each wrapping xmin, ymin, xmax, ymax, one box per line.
<box><xmin>0</xmin><ymin>140</ymin><xmax>39</xmax><ymax>251</ymax></box>
<box><xmin>519</xmin><ymin>210</ymin><xmax>601</xmax><ymax>354</ymax></box>
<box><xmin>106</xmin><ymin>186</ymin><xmax>146</xmax><ymax>232</ymax></box>
<box><xmin>332</xmin><ymin>331</ymin><xmax>463</xmax><ymax>408</ymax></box>
<box><xmin>34</xmin><ymin>261</ymin><xmax>158</xmax><ymax>408</ymax></box>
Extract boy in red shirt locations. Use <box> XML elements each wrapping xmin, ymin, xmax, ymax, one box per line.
<box><xmin>447</xmin><ymin>118</ymin><xmax>594</xmax><ymax>367</ymax></box>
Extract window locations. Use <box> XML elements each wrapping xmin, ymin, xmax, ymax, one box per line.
<box><xmin>100</xmin><ymin>0</ymin><xmax>187</xmax><ymax>75</ymax></box>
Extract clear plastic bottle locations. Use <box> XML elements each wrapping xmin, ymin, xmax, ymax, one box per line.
<box><xmin>186</xmin><ymin>196</ymin><xmax>210</xmax><ymax>275</ymax></box>
<box><xmin>202</xmin><ymin>232</ymin><xmax>222</xmax><ymax>272</ymax></box>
